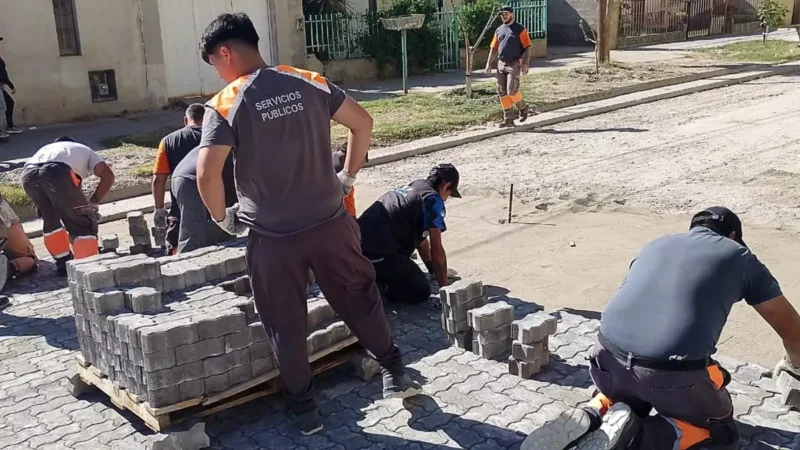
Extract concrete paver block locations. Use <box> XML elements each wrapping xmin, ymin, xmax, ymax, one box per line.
<box><xmin>440</xmin><ymin>279</ymin><xmax>484</xmax><ymax>306</ymax></box>
<box><xmin>179</xmin><ymin>379</ymin><xmax>205</xmax><ymax>401</ymax></box>
<box><xmin>113</xmin><ymin>259</ymin><xmax>160</xmax><ymax>285</ymax></box>
<box><xmin>129</xmin><ymin>224</ymin><xmax>149</xmax><ymax>235</ymax></box>
<box><xmin>444</xmin><ymin>295</ymin><xmax>488</xmax><ymax>321</ymax></box>
<box><xmin>147</xmin><ymin>385</ymin><xmax>181</xmax><ymax>408</ymax></box>
<box><xmin>132</xmin><ymin>234</ymin><xmax>152</xmax><ymax>247</ymax></box>
<box><xmin>197</xmin><ymin>310</ymin><xmax>246</xmax><ymax>340</ymax></box>
<box><xmin>512</xmin><ymin>312</ymin><xmax>558</xmax><ymax>344</ymax></box>
<box><xmin>125</xmin><ymin>287</ymin><xmax>163</xmax><ymax>313</ymax></box>
<box><xmin>248</xmin><ymin>322</ymin><xmax>269</xmax><ymax>342</ymax></box>
<box><xmin>252</xmin><ymin>356</ymin><xmax>276</xmax><ymax>377</ymax></box>
<box><xmin>175</xmin><ymin>337</ymin><xmax>225</xmax><ymax>365</ymax></box>
<box><xmin>145</xmin><ymin>361</ymin><xmax>204</xmax><ymax>390</ymax></box>
<box><xmin>228</xmin><ymin>364</ymin><xmax>252</xmax><ymax>386</ymax></box>
<box><xmin>307</xmin><ymin>298</ymin><xmax>335</xmax><ymax>329</ymax></box>
<box><xmin>101</xmin><ymin>234</ymin><xmax>120</xmax><ymax>250</ymax></box>
<box><xmin>778</xmin><ymin>372</ymin><xmax>800</xmax><ymax>410</ymax></box>
<box><xmin>200</xmin><ymin>257</ymin><xmax>227</xmax><ymax>282</ymax></box>
<box><xmin>225</xmin><ymin>254</ymin><xmax>248</xmax><ymax>275</ymax></box>
<box><xmin>87</xmin><ymin>289</ymin><xmax>125</xmax><ymax>314</ymax></box>
<box><xmin>183</xmin><ymin>264</ymin><xmax>208</xmax><ymax>288</ymax></box>
<box><xmin>467</xmin><ymin>301</ymin><xmax>515</xmax><ymax>332</ymax></box>
<box><xmin>152</xmin><ymin>227</ymin><xmax>167</xmax><ymax>247</ymax></box>
<box><xmin>476</xmin><ymin>324</ymin><xmax>512</xmax><ymax>345</ymax></box>
<box><xmin>203</xmin><ymin>348</ymin><xmax>250</xmax><ymax>377</ymax></box>
<box><xmin>445</xmin><ymin>318</ymin><xmax>469</xmax><ymax>334</ymax></box>
<box><xmin>225</xmin><ymin>329</ymin><xmax>252</xmax><ymax>352</ymax></box>
<box><xmin>249</xmin><ymin>340</ymin><xmax>273</xmax><ymax>360</ymax></box>
<box><xmin>140</xmin><ymin>325</ymin><xmax>172</xmax><ymax>354</ymax></box>
<box><xmin>511</xmin><ymin>340</ymin><xmax>547</xmax><ymax>363</ymax></box>
<box><xmin>508</xmin><ymin>356</ymin><xmax>542</xmax><ymax>379</ymax></box>
<box><xmin>152</xmin><ymin>422</ymin><xmax>210</xmax><ymax>450</ymax></box>
<box><xmin>447</xmin><ymin>330</ymin><xmax>473</xmax><ymax>350</ymax></box>
<box><xmin>127</xmin><ymin>211</ymin><xmax>146</xmax><ymax>226</ymax></box>
<box><xmin>472</xmin><ymin>338</ymin><xmax>511</xmax><ymax>360</ymax></box>
<box><xmin>205</xmin><ymin>372</ymin><xmax>231</xmax><ymax>394</ymax></box>
<box><xmin>67</xmin><ymin>374</ymin><xmax>94</xmax><ymax>397</ymax></box>
<box><xmin>351</xmin><ymin>351</ymin><xmax>381</xmax><ymax>381</ymax></box>
<box><xmin>81</xmin><ymin>266</ymin><xmax>117</xmax><ymax>291</ymax></box>
<box><xmin>143</xmin><ymin>349</ymin><xmax>177</xmax><ymax>372</ymax></box>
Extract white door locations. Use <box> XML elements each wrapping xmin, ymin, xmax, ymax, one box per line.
<box><xmin>159</xmin><ymin>0</ymin><xmax>277</xmax><ymax>98</ymax></box>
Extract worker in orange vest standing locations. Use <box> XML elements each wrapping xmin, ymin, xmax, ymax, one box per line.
<box><xmin>485</xmin><ymin>5</ymin><xmax>534</xmax><ymax>128</ymax></box>
<box><xmin>20</xmin><ymin>137</ymin><xmax>115</xmax><ymax>274</ymax></box>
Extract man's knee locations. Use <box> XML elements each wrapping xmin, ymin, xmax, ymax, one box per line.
<box><xmin>409</xmin><ymin>277</ymin><xmax>432</xmax><ymax>303</ymax></box>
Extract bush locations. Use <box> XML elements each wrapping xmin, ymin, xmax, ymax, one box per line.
<box><xmin>461</xmin><ymin>0</ymin><xmax>502</xmax><ymax>48</ymax></box>
<box><xmin>758</xmin><ymin>0</ymin><xmax>789</xmax><ymax>38</ymax></box>
<box><xmin>360</xmin><ymin>0</ymin><xmax>443</xmax><ymax>73</ymax></box>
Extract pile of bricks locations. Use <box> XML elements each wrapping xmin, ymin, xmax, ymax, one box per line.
<box><xmin>468</xmin><ymin>301</ymin><xmax>515</xmax><ymax>360</ymax></box>
<box><xmin>439</xmin><ymin>280</ymin><xmax>487</xmax><ymax>350</ymax></box>
<box><xmin>100</xmin><ymin>234</ymin><xmax>120</xmax><ymax>254</ymax></box>
<box><xmin>127</xmin><ymin>212</ymin><xmax>153</xmax><ymax>254</ymax></box>
<box><xmin>508</xmin><ymin>312</ymin><xmax>558</xmax><ymax>378</ymax></box>
<box><xmin>68</xmin><ymin>240</ymin><xmax>354</xmax><ymax>408</ymax></box>
<box><xmin>778</xmin><ymin>370</ymin><xmax>800</xmax><ymax>410</ymax></box>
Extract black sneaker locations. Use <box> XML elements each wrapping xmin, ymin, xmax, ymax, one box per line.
<box><xmin>286</xmin><ymin>403</ymin><xmax>323</xmax><ymax>436</ymax></box>
<box><xmin>519</xmin><ymin>105</ymin><xmax>530</xmax><ymax>122</ymax></box>
<box><xmin>499</xmin><ymin>119</ymin><xmax>516</xmax><ymax>128</ymax></box>
<box><xmin>0</xmin><ymin>296</ymin><xmax>9</xmax><ymax>311</ymax></box>
<box><xmin>382</xmin><ymin>369</ymin><xmax>423</xmax><ymax>400</ymax></box>
<box><xmin>575</xmin><ymin>403</ymin><xmax>641</xmax><ymax>450</ymax></box>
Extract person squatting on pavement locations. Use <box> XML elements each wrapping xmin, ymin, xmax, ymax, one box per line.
<box><xmin>195</xmin><ymin>13</ymin><xmax>422</xmax><ymax>435</ymax></box>
<box><xmin>20</xmin><ymin>137</ymin><xmax>115</xmax><ymax>274</ymax></box>
<box><xmin>357</xmin><ymin>164</ymin><xmax>461</xmax><ymax>304</ymax></box>
<box><xmin>523</xmin><ymin>207</ymin><xmax>800</xmax><ymax>450</ymax></box>
<box><xmin>151</xmin><ymin>104</ymin><xmax>206</xmax><ymax>255</ymax></box>
<box><xmin>0</xmin><ymin>195</ymin><xmax>39</xmax><ymax>310</ymax></box>
<box><xmin>171</xmin><ymin>147</ymin><xmax>236</xmax><ymax>253</ymax></box>
<box><xmin>485</xmin><ymin>5</ymin><xmax>533</xmax><ymax>128</ymax></box>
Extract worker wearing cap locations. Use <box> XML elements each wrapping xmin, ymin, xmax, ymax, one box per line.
<box><xmin>523</xmin><ymin>207</ymin><xmax>800</xmax><ymax>450</ymax></box>
<box><xmin>20</xmin><ymin>137</ymin><xmax>115</xmax><ymax>274</ymax></box>
<box><xmin>485</xmin><ymin>6</ymin><xmax>533</xmax><ymax>128</ymax></box>
<box><xmin>357</xmin><ymin>164</ymin><xmax>461</xmax><ymax>305</ymax></box>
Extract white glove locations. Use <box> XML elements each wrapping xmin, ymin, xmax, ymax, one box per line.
<box><xmin>153</xmin><ymin>208</ymin><xmax>169</xmax><ymax>230</ymax></box>
<box><xmin>214</xmin><ymin>204</ymin><xmax>247</xmax><ymax>236</ymax></box>
<box><xmin>337</xmin><ymin>171</ymin><xmax>356</xmax><ymax>196</ymax></box>
<box><xmin>775</xmin><ymin>356</ymin><xmax>800</xmax><ymax>380</ymax></box>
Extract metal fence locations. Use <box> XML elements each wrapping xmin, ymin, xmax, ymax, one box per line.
<box><xmin>619</xmin><ymin>0</ymin><xmax>688</xmax><ymax>38</ymax></box>
<box><xmin>619</xmin><ymin>0</ymin><xmax>760</xmax><ymax>40</ymax></box>
<box><xmin>305</xmin><ymin>0</ymin><xmax>547</xmax><ymax>71</ymax></box>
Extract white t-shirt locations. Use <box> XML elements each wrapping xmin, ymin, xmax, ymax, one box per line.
<box><xmin>26</xmin><ymin>142</ymin><xmax>105</xmax><ymax>179</ymax></box>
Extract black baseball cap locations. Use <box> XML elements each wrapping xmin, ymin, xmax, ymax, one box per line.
<box><xmin>430</xmin><ymin>163</ymin><xmax>461</xmax><ymax>198</ymax></box>
<box><xmin>690</xmin><ymin>206</ymin><xmax>746</xmax><ymax>248</ymax></box>
<box><xmin>499</xmin><ymin>6</ymin><xmax>514</xmax><ymax>13</ymax></box>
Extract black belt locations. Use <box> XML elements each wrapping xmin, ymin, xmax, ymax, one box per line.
<box><xmin>598</xmin><ymin>332</ymin><xmax>711</xmax><ymax>371</ymax></box>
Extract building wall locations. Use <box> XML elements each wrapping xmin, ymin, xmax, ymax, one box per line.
<box><xmin>548</xmin><ymin>0</ymin><xmax>597</xmax><ymax>46</ymax></box>
<box><xmin>0</xmin><ymin>0</ymin><xmax>166</xmax><ymax>126</ymax></box>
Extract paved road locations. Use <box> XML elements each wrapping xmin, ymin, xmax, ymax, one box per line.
<box><xmin>0</xmin><ymin>264</ymin><xmax>798</xmax><ymax>449</ymax></box>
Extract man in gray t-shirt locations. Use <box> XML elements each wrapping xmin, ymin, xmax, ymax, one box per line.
<box><xmin>194</xmin><ymin>13</ymin><xmax>421</xmax><ymax>436</ymax></box>
<box><xmin>524</xmin><ymin>207</ymin><xmax>800</xmax><ymax>450</ymax></box>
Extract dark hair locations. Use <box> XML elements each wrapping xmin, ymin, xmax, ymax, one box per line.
<box><xmin>54</xmin><ymin>136</ymin><xmax>75</xmax><ymax>143</ymax></box>
<box><xmin>186</xmin><ymin>104</ymin><xmax>206</xmax><ymax>123</ymax></box>
<box><xmin>427</xmin><ymin>172</ymin><xmax>447</xmax><ymax>191</ymax></box>
<box><xmin>690</xmin><ymin>217</ymin><xmax>730</xmax><ymax>237</ymax></box>
<box><xmin>200</xmin><ymin>13</ymin><xmax>260</xmax><ymax>64</ymax></box>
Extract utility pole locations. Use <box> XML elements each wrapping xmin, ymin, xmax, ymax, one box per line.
<box><xmin>597</xmin><ymin>0</ymin><xmax>610</xmax><ymax>63</ymax></box>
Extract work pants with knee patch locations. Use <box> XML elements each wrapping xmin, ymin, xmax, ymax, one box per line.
<box><xmin>588</xmin><ymin>344</ymin><xmax>738</xmax><ymax>450</ymax></box>
<box><xmin>497</xmin><ymin>60</ymin><xmax>527</xmax><ymax>121</ymax></box>
<box><xmin>367</xmin><ymin>253</ymin><xmax>431</xmax><ymax>304</ymax></box>
<box><xmin>20</xmin><ymin>162</ymin><xmax>99</xmax><ymax>263</ymax></box>
<box><xmin>246</xmin><ymin>212</ymin><xmax>402</xmax><ymax>401</ymax></box>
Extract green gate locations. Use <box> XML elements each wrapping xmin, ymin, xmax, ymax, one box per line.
<box><xmin>435</xmin><ymin>11</ymin><xmax>461</xmax><ymax>71</ymax></box>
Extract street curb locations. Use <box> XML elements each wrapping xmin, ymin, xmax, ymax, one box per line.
<box><xmin>364</xmin><ymin>62</ymin><xmax>800</xmax><ymax>168</ymax></box>
<box><xmin>23</xmin><ymin>202</ymin><xmax>171</xmax><ymax>240</ymax></box>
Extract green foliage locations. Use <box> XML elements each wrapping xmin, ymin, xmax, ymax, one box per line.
<box><xmin>757</xmin><ymin>0</ymin><xmax>789</xmax><ymax>35</ymax></box>
<box><xmin>303</xmin><ymin>0</ymin><xmax>351</xmax><ymax>15</ymax></box>
<box><xmin>461</xmin><ymin>0</ymin><xmax>502</xmax><ymax>48</ymax></box>
<box><xmin>360</xmin><ymin>0</ymin><xmax>443</xmax><ymax>73</ymax></box>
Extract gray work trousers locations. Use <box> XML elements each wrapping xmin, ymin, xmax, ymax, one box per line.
<box><xmin>246</xmin><ymin>212</ymin><xmax>402</xmax><ymax>401</ymax></box>
<box><xmin>497</xmin><ymin>60</ymin><xmax>527</xmax><ymax>120</ymax></box>
<box><xmin>171</xmin><ymin>176</ymin><xmax>223</xmax><ymax>254</ymax></box>
<box><xmin>589</xmin><ymin>344</ymin><xmax>738</xmax><ymax>449</ymax></box>
<box><xmin>0</xmin><ymin>88</ymin><xmax>6</xmax><ymax>133</ymax></box>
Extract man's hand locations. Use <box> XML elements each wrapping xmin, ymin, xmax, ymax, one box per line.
<box><xmin>214</xmin><ymin>203</ymin><xmax>247</xmax><ymax>236</ymax></box>
<box><xmin>521</xmin><ymin>63</ymin><xmax>530</xmax><ymax>75</ymax></box>
<box><xmin>85</xmin><ymin>203</ymin><xmax>102</xmax><ymax>223</ymax></box>
<box><xmin>775</xmin><ymin>356</ymin><xmax>800</xmax><ymax>380</ymax></box>
<box><xmin>337</xmin><ymin>171</ymin><xmax>356</xmax><ymax>196</ymax></box>
<box><xmin>485</xmin><ymin>65</ymin><xmax>495</xmax><ymax>74</ymax></box>
<box><xmin>153</xmin><ymin>208</ymin><xmax>169</xmax><ymax>230</ymax></box>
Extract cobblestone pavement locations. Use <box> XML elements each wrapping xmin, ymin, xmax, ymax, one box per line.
<box><xmin>1</xmin><ymin>265</ymin><xmax>799</xmax><ymax>449</ymax></box>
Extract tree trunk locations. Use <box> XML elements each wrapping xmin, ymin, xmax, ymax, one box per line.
<box><xmin>465</xmin><ymin>43</ymin><xmax>473</xmax><ymax>98</ymax></box>
<box><xmin>598</xmin><ymin>0</ymin><xmax>610</xmax><ymax>63</ymax></box>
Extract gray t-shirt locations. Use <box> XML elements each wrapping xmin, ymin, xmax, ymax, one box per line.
<box><xmin>200</xmin><ymin>66</ymin><xmax>347</xmax><ymax>236</ymax></box>
<box><xmin>600</xmin><ymin>226</ymin><xmax>782</xmax><ymax>361</ymax></box>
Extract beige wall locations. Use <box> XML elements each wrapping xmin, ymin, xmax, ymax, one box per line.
<box><xmin>277</xmin><ymin>0</ymin><xmax>308</xmax><ymax>68</ymax></box>
<box><xmin>0</xmin><ymin>0</ymin><xmax>166</xmax><ymax>125</ymax></box>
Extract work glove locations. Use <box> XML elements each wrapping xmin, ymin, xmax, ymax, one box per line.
<box><xmin>214</xmin><ymin>204</ymin><xmax>248</xmax><ymax>236</ymax></box>
<box><xmin>337</xmin><ymin>171</ymin><xmax>356</xmax><ymax>196</ymax></box>
<box><xmin>775</xmin><ymin>356</ymin><xmax>800</xmax><ymax>380</ymax></box>
<box><xmin>153</xmin><ymin>208</ymin><xmax>169</xmax><ymax>230</ymax></box>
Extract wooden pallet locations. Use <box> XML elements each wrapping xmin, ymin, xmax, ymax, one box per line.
<box><xmin>75</xmin><ymin>336</ymin><xmax>361</xmax><ymax>432</ymax></box>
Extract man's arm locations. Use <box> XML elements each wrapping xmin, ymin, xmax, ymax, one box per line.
<box><xmin>332</xmin><ymin>96</ymin><xmax>373</xmax><ymax>177</ymax></box>
<box><xmin>90</xmin><ymin>162</ymin><xmax>115</xmax><ymax>204</ymax></box>
<box><xmin>519</xmin><ymin>28</ymin><xmax>533</xmax><ymax>74</ymax></box>
<box><xmin>428</xmin><ymin>228</ymin><xmax>448</xmax><ymax>287</ymax></box>
<box><xmin>754</xmin><ymin>295</ymin><xmax>800</xmax><ymax>366</ymax></box>
<box><xmin>197</xmin><ymin>145</ymin><xmax>232</xmax><ymax>222</ymax></box>
<box><xmin>151</xmin><ymin>140</ymin><xmax>171</xmax><ymax>209</ymax></box>
<box><xmin>485</xmin><ymin>35</ymin><xmax>498</xmax><ymax>71</ymax></box>
<box><xmin>417</xmin><ymin>238</ymin><xmax>436</xmax><ymax>274</ymax></box>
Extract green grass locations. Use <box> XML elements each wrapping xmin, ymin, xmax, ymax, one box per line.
<box><xmin>130</xmin><ymin>162</ymin><xmax>155</xmax><ymax>178</ymax></box>
<box><xmin>692</xmin><ymin>39</ymin><xmax>800</xmax><ymax>63</ymax></box>
<box><xmin>0</xmin><ymin>184</ymin><xmax>33</xmax><ymax>209</ymax></box>
<box><xmin>100</xmin><ymin>126</ymin><xmax>176</xmax><ymax>149</ymax></box>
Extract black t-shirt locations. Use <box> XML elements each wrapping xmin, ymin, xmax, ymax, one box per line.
<box><xmin>173</xmin><ymin>147</ymin><xmax>237</xmax><ymax>207</ymax></box>
<box><xmin>358</xmin><ymin>179</ymin><xmax>447</xmax><ymax>258</ymax></box>
<box><xmin>601</xmin><ymin>227</ymin><xmax>783</xmax><ymax>360</ymax></box>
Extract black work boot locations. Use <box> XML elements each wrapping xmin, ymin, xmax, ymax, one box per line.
<box><xmin>381</xmin><ymin>362</ymin><xmax>422</xmax><ymax>400</ymax></box>
<box><xmin>519</xmin><ymin>105</ymin><xmax>530</xmax><ymax>122</ymax></box>
<box><xmin>286</xmin><ymin>398</ymin><xmax>323</xmax><ymax>436</ymax></box>
<box><xmin>499</xmin><ymin>118</ymin><xmax>516</xmax><ymax>128</ymax></box>
<box><xmin>0</xmin><ymin>296</ymin><xmax>9</xmax><ymax>311</ymax></box>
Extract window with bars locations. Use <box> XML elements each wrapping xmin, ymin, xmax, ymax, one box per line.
<box><xmin>52</xmin><ymin>0</ymin><xmax>81</xmax><ymax>56</ymax></box>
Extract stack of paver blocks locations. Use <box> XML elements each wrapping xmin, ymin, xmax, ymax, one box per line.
<box><xmin>508</xmin><ymin>312</ymin><xmax>558</xmax><ymax>378</ymax></box>
<box><xmin>100</xmin><ymin>234</ymin><xmax>120</xmax><ymax>254</ymax></box>
<box><xmin>778</xmin><ymin>371</ymin><xmax>800</xmax><ymax>411</ymax></box>
<box><xmin>68</xmin><ymin>239</ymin><xmax>355</xmax><ymax>408</ymax></box>
<box><xmin>439</xmin><ymin>280</ymin><xmax>487</xmax><ymax>350</ymax></box>
<box><xmin>127</xmin><ymin>212</ymin><xmax>152</xmax><ymax>254</ymax></box>
<box><xmin>467</xmin><ymin>301</ymin><xmax>515</xmax><ymax>360</ymax></box>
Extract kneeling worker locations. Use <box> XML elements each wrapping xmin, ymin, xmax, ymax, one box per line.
<box><xmin>0</xmin><ymin>195</ymin><xmax>38</xmax><ymax>310</ymax></box>
<box><xmin>523</xmin><ymin>207</ymin><xmax>800</xmax><ymax>450</ymax></box>
<box><xmin>357</xmin><ymin>164</ymin><xmax>460</xmax><ymax>304</ymax></box>
<box><xmin>20</xmin><ymin>137</ymin><xmax>114</xmax><ymax>273</ymax></box>
<box><xmin>171</xmin><ymin>147</ymin><xmax>236</xmax><ymax>253</ymax></box>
